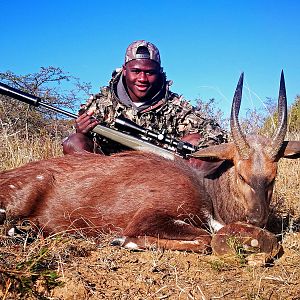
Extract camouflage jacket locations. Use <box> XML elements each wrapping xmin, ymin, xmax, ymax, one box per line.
<box><xmin>80</xmin><ymin>70</ymin><xmax>228</xmax><ymax>155</ymax></box>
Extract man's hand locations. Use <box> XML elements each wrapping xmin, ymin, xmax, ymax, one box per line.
<box><xmin>76</xmin><ymin>110</ymin><xmax>100</xmax><ymax>135</ymax></box>
<box><xmin>181</xmin><ymin>133</ymin><xmax>205</xmax><ymax>169</ymax></box>
<box><xmin>181</xmin><ymin>133</ymin><xmax>201</xmax><ymax>146</ymax></box>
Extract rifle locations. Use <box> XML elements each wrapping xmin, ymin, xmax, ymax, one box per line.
<box><xmin>0</xmin><ymin>82</ymin><xmax>196</xmax><ymax>160</ymax></box>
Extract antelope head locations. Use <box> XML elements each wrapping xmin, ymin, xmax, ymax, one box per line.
<box><xmin>193</xmin><ymin>71</ymin><xmax>300</xmax><ymax>227</ymax></box>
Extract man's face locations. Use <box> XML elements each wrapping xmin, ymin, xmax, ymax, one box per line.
<box><xmin>123</xmin><ymin>59</ymin><xmax>162</xmax><ymax>102</ymax></box>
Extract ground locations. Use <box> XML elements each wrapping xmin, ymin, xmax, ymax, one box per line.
<box><xmin>0</xmin><ymin>225</ymin><xmax>300</xmax><ymax>300</ymax></box>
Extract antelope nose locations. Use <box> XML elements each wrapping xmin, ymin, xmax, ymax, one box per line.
<box><xmin>246</xmin><ymin>213</ymin><xmax>266</xmax><ymax>227</ymax></box>
<box><xmin>246</xmin><ymin>216</ymin><xmax>260</xmax><ymax>226</ymax></box>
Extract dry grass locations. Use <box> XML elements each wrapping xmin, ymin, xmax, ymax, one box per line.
<box><xmin>0</xmin><ymin>132</ymin><xmax>63</xmax><ymax>170</ymax></box>
<box><xmin>0</xmin><ymin>134</ymin><xmax>300</xmax><ymax>299</ymax></box>
<box><xmin>273</xmin><ymin>159</ymin><xmax>300</xmax><ymax>217</ymax></box>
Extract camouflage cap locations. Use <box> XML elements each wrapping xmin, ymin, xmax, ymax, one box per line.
<box><xmin>125</xmin><ymin>40</ymin><xmax>161</xmax><ymax>65</ymax></box>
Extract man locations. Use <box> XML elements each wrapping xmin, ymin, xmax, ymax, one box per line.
<box><xmin>63</xmin><ymin>40</ymin><xmax>227</xmax><ymax>156</ymax></box>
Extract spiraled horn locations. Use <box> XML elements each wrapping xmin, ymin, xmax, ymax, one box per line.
<box><xmin>230</xmin><ymin>73</ymin><xmax>250</xmax><ymax>160</ymax></box>
<box><xmin>266</xmin><ymin>70</ymin><xmax>287</xmax><ymax>159</ymax></box>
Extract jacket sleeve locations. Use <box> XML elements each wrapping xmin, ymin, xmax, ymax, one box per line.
<box><xmin>79</xmin><ymin>86</ymin><xmax>115</xmax><ymax>124</ymax></box>
<box><xmin>175</xmin><ymin>99</ymin><xmax>228</xmax><ymax>147</ymax></box>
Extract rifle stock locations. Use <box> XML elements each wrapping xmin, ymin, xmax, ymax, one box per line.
<box><xmin>0</xmin><ymin>82</ymin><xmax>177</xmax><ymax>160</ymax></box>
<box><xmin>92</xmin><ymin>124</ymin><xmax>176</xmax><ymax>160</ymax></box>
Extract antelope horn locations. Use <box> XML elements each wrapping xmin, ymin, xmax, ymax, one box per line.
<box><xmin>266</xmin><ymin>70</ymin><xmax>287</xmax><ymax>159</ymax></box>
<box><xmin>230</xmin><ymin>73</ymin><xmax>250</xmax><ymax>160</ymax></box>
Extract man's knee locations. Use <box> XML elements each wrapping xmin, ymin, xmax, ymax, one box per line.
<box><xmin>62</xmin><ymin>133</ymin><xmax>94</xmax><ymax>154</ymax></box>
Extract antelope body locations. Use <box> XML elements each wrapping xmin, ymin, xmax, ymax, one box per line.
<box><xmin>0</xmin><ymin>72</ymin><xmax>299</xmax><ymax>252</ymax></box>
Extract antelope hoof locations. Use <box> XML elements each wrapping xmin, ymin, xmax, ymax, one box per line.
<box><xmin>110</xmin><ymin>236</ymin><xmax>126</xmax><ymax>246</ymax></box>
<box><xmin>0</xmin><ymin>209</ymin><xmax>6</xmax><ymax>224</ymax></box>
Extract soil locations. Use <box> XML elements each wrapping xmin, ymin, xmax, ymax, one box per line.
<box><xmin>1</xmin><ymin>225</ymin><xmax>300</xmax><ymax>300</ymax></box>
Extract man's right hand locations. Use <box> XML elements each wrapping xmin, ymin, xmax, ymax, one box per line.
<box><xmin>75</xmin><ymin>110</ymin><xmax>100</xmax><ymax>134</ymax></box>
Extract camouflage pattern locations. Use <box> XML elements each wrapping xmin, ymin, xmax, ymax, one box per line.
<box><xmin>80</xmin><ymin>70</ymin><xmax>228</xmax><ymax>155</ymax></box>
<box><xmin>125</xmin><ymin>40</ymin><xmax>161</xmax><ymax>65</ymax></box>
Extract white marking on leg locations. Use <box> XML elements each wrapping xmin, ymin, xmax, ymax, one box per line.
<box><xmin>0</xmin><ymin>209</ymin><xmax>6</xmax><ymax>214</ymax></box>
<box><xmin>8</xmin><ymin>184</ymin><xmax>16</xmax><ymax>189</ymax></box>
<box><xmin>8</xmin><ymin>227</ymin><xmax>15</xmax><ymax>237</ymax></box>
<box><xmin>36</xmin><ymin>175</ymin><xmax>44</xmax><ymax>180</ymax></box>
<box><xmin>174</xmin><ymin>219</ymin><xmax>189</xmax><ymax>226</ymax></box>
<box><xmin>124</xmin><ymin>241</ymin><xmax>139</xmax><ymax>250</ymax></box>
<box><xmin>179</xmin><ymin>240</ymin><xmax>200</xmax><ymax>245</ymax></box>
<box><xmin>208</xmin><ymin>215</ymin><xmax>224</xmax><ymax>232</ymax></box>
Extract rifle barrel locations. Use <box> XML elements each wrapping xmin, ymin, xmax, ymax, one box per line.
<box><xmin>0</xmin><ymin>81</ymin><xmax>177</xmax><ymax>160</ymax></box>
<box><xmin>0</xmin><ymin>82</ymin><xmax>77</xmax><ymax>119</ymax></box>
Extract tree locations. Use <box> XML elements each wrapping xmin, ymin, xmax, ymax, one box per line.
<box><xmin>194</xmin><ymin>98</ymin><xmax>228</xmax><ymax>129</ymax></box>
<box><xmin>260</xmin><ymin>95</ymin><xmax>300</xmax><ymax>136</ymax></box>
<box><xmin>288</xmin><ymin>96</ymin><xmax>300</xmax><ymax>133</ymax></box>
<box><xmin>0</xmin><ymin>66</ymin><xmax>91</xmax><ymax>138</ymax></box>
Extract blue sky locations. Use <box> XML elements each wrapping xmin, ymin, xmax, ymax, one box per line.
<box><xmin>1</xmin><ymin>0</ymin><xmax>299</xmax><ymax>118</ymax></box>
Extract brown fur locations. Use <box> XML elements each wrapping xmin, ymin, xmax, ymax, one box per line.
<box><xmin>1</xmin><ymin>136</ymin><xmax>299</xmax><ymax>253</ymax></box>
<box><xmin>0</xmin><ymin>151</ymin><xmax>214</xmax><ymax>252</ymax></box>
<box><xmin>194</xmin><ymin>136</ymin><xmax>300</xmax><ymax>227</ymax></box>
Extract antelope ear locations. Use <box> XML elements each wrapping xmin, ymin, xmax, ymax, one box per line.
<box><xmin>280</xmin><ymin>141</ymin><xmax>300</xmax><ymax>159</ymax></box>
<box><xmin>192</xmin><ymin>143</ymin><xmax>235</xmax><ymax>161</ymax></box>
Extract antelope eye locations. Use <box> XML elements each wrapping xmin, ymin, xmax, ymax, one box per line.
<box><xmin>267</xmin><ymin>178</ymin><xmax>276</xmax><ymax>187</ymax></box>
<box><xmin>238</xmin><ymin>173</ymin><xmax>245</xmax><ymax>182</ymax></box>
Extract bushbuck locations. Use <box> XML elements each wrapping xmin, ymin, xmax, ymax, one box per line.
<box><xmin>0</xmin><ymin>72</ymin><xmax>299</xmax><ymax>253</ymax></box>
